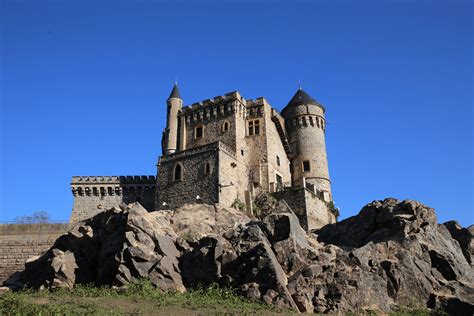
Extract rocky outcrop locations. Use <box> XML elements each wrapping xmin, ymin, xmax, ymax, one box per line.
<box><xmin>443</xmin><ymin>220</ymin><xmax>474</xmax><ymax>265</ymax></box>
<box><xmin>7</xmin><ymin>197</ymin><xmax>474</xmax><ymax>314</ymax></box>
<box><xmin>169</xmin><ymin>203</ymin><xmax>250</xmax><ymax>239</ymax></box>
<box><xmin>22</xmin><ymin>203</ymin><xmax>185</xmax><ymax>292</ymax></box>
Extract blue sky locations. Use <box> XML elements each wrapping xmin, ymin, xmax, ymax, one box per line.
<box><xmin>1</xmin><ymin>0</ymin><xmax>472</xmax><ymax>226</ymax></box>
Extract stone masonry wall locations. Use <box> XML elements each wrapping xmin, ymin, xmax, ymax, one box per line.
<box><xmin>70</xmin><ymin>176</ymin><xmax>156</xmax><ymax>223</ymax></box>
<box><xmin>157</xmin><ymin>143</ymin><xmax>220</xmax><ymax>209</ymax></box>
<box><xmin>284</xmin><ymin>102</ymin><xmax>332</xmax><ymax>199</ymax></box>
<box><xmin>0</xmin><ymin>224</ymin><xmax>69</xmax><ymax>285</ymax></box>
<box><xmin>272</xmin><ymin>187</ymin><xmax>335</xmax><ymax>231</ymax></box>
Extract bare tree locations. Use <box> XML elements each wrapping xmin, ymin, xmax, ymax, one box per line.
<box><xmin>15</xmin><ymin>211</ymin><xmax>50</xmax><ymax>224</ymax></box>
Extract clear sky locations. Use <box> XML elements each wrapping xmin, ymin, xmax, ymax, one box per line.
<box><xmin>1</xmin><ymin>0</ymin><xmax>472</xmax><ymax>226</ymax></box>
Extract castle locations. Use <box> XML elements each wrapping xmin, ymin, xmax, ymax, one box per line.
<box><xmin>70</xmin><ymin>85</ymin><xmax>336</xmax><ymax>230</ymax></box>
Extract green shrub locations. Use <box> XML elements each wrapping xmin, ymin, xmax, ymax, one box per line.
<box><xmin>231</xmin><ymin>198</ymin><xmax>245</xmax><ymax>211</ymax></box>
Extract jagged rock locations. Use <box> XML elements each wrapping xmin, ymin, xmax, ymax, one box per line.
<box><xmin>181</xmin><ymin>222</ymin><xmax>299</xmax><ymax>310</ymax></box>
<box><xmin>168</xmin><ymin>203</ymin><xmax>250</xmax><ymax>240</ymax></box>
<box><xmin>13</xmin><ymin>198</ymin><xmax>474</xmax><ymax>315</ymax></box>
<box><xmin>443</xmin><ymin>220</ymin><xmax>473</xmax><ymax>265</ymax></box>
<box><xmin>306</xmin><ymin>198</ymin><xmax>474</xmax><ymax>313</ymax></box>
<box><xmin>23</xmin><ymin>203</ymin><xmax>185</xmax><ymax>292</ymax></box>
<box><xmin>260</xmin><ymin>199</ymin><xmax>313</xmax><ymax>275</ymax></box>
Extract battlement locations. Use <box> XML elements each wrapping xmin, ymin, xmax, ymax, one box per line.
<box><xmin>245</xmin><ymin>97</ymin><xmax>266</xmax><ymax>107</ymax></box>
<box><xmin>181</xmin><ymin>91</ymin><xmax>245</xmax><ymax>114</ymax></box>
<box><xmin>71</xmin><ymin>175</ymin><xmax>156</xmax><ymax>184</ymax></box>
<box><xmin>71</xmin><ymin>175</ymin><xmax>157</xmax><ymax>198</ymax></box>
<box><xmin>286</xmin><ymin>115</ymin><xmax>326</xmax><ymax>131</ymax></box>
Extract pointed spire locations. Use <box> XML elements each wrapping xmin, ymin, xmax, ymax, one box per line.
<box><xmin>168</xmin><ymin>83</ymin><xmax>181</xmax><ymax>100</ymax></box>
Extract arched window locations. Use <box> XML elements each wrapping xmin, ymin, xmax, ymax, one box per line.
<box><xmin>204</xmin><ymin>162</ymin><xmax>211</xmax><ymax>175</ymax></box>
<box><xmin>173</xmin><ymin>163</ymin><xmax>183</xmax><ymax>181</ymax></box>
<box><xmin>222</xmin><ymin>121</ymin><xmax>230</xmax><ymax>132</ymax></box>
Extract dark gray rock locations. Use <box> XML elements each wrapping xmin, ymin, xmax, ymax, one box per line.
<box><xmin>443</xmin><ymin>220</ymin><xmax>473</xmax><ymax>265</ymax></box>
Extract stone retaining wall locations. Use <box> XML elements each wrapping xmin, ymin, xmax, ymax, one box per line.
<box><xmin>0</xmin><ymin>224</ymin><xmax>69</xmax><ymax>284</ymax></box>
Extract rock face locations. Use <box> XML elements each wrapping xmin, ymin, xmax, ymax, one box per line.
<box><xmin>8</xmin><ymin>197</ymin><xmax>474</xmax><ymax>314</ymax></box>
<box><xmin>22</xmin><ymin>203</ymin><xmax>185</xmax><ymax>292</ymax></box>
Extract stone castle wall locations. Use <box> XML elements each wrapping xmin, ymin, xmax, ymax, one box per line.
<box><xmin>70</xmin><ymin>176</ymin><xmax>156</xmax><ymax>223</ymax></box>
<box><xmin>180</xmin><ymin>93</ymin><xmax>245</xmax><ymax>152</ymax></box>
<box><xmin>272</xmin><ymin>186</ymin><xmax>335</xmax><ymax>230</ymax></box>
<box><xmin>157</xmin><ymin>143</ymin><xmax>220</xmax><ymax>209</ymax></box>
<box><xmin>0</xmin><ymin>224</ymin><xmax>69</xmax><ymax>285</ymax></box>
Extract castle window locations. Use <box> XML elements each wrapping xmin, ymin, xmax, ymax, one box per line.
<box><xmin>241</xmin><ymin>149</ymin><xmax>244</xmax><ymax>156</ymax></box>
<box><xmin>173</xmin><ymin>163</ymin><xmax>183</xmax><ymax>181</ymax></box>
<box><xmin>248</xmin><ymin>119</ymin><xmax>260</xmax><ymax>136</ymax></box>
<box><xmin>204</xmin><ymin>162</ymin><xmax>211</xmax><ymax>175</ymax></box>
<box><xmin>195</xmin><ymin>125</ymin><xmax>203</xmax><ymax>139</ymax></box>
<box><xmin>303</xmin><ymin>160</ymin><xmax>311</xmax><ymax>172</ymax></box>
<box><xmin>276</xmin><ymin>174</ymin><xmax>283</xmax><ymax>192</ymax></box>
<box><xmin>276</xmin><ymin>155</ymin><xmax>280</xmax><ymax>166</ymax></box>
<box><xmin>222</xmin><ymin>121</ymin><xmax>230</xmax><ymax>132</ymax></box>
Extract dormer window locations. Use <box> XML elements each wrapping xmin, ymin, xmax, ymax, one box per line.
<box><xmin>195</xmin><ymin>125</ymin><xmax>203</xmax><ymax>139</ymax></box>
<box><xmin>248</xmin><ymin>119</ymin><xmax>260</xmax><ymax>136</ymax></box>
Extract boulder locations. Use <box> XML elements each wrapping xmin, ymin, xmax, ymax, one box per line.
<box><xmin>167</xmin><ymin>203</ymin><xmax>250</xmax><ymax>240</ymax></box>
<box><xmin>23</xmin><ymin>203</ymin><xmax>185</xmax><ymax>292</ymax></box>
<box><xmin>181</xmin><ymin>222</ymin><xmax>299</xmax><ymax>310</ymax></box>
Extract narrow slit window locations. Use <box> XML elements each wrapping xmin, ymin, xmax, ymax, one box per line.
<box><xmin>303</xmin><ymin>160</ymin><xmax>311</xmax><ymax>172</ymax></box>
<box><xmin>174</xmin><ymin>164</ymin><xmax>182</xmax><ymax>181</ymax></box>
<box><xmin>204</xmin><ymin>162</ymin><xmax>211</xmax><ymax>175</ymax></box>
<box><xmin>276</xmin><ymin>155</ymin><xmax>280</xmax><ymax>166</ymax></box>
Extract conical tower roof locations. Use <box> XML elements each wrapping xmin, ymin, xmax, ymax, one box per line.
<box><xmin>168</xmin><ymin>84</ymin><xmax>181</xmax><ymax>100</ymax></box>
<box><xmin>281</xmin><ymin>88</ymin><xmax>324</xmax><ymax>116</ymax></box>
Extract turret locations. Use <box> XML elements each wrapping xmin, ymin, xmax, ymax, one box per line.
<box><xmin>281</xmin><ymin>88</ymin><xmax>332</xmax><ymax>202</ymax></box>
<box><xmin>163</xmin><ymin>84</ymin><xmax>183</xmax><ymax>155</ymax></box>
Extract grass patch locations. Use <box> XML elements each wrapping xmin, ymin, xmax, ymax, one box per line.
<box><xmin>0</xmin><ymin>280</ymin><xmax>277</xmax><ymax>315</ymax></box>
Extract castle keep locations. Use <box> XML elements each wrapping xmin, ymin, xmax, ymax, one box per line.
<box><xmin>71</xmin><ymin>85</ymin><xmax>336</xmax><ymax>230</ymax></box>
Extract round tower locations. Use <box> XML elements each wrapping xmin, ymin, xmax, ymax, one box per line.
<box><xmin>164</xmin><ymin>84</ymin><xmax>182</xmax><ymax>154</ymax></box>
<box><xmin>281</xmin><ymin>88</ymin><xmax>332</xmax><ymax>201</ymax></box>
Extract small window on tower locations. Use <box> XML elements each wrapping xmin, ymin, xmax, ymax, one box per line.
<box><xmin>276</xmin><ymin>155</ymin><xmax>280</xmax><ymax>166</ymax></box>
<box><xmin>222</xmin><ymin>121</ymin><xmax>230</xmax><ymax>132</ymax></box>
<box><xmin>195</xmin><ymin>125</ymin><xmax>203</xmax><ymax>139</ymax></box>
<box><xmin>173</xmin><ymin>163</ymin><xmax>183</xmax><ymax>181</ymax></box>
<box><xmin>248</xmin><ymin>119</ymin><xmax>260</xmax><ymax>136</ymax></box>
<box><xmin>204</xmin><ymin>162</ymin><xmax>211</xmax><ymax>175</ymax></box>
<box><xmin>303</xmin><ymin>160</ymin><xmax>311</xmax><ymax>172</ymax></box>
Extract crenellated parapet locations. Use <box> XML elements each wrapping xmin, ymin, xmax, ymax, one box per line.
<box><xmin>180</xmin><ymin>91</ymin><xmax>248</xmax><ymax>124</ymax></box>
<box><xmin>285</xmin><ymin>115</ymin><xmax>326</xmax><ymax>131</ymax></box>
<box><xmin>71</xmin><ymin>175</ymin><xmax>157</xmax><ymax>197</ymax></box>
<box><xmin>245</xmin><ymin>97</ymin><xmax>266</xmax><ymax>118</ymax></box>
